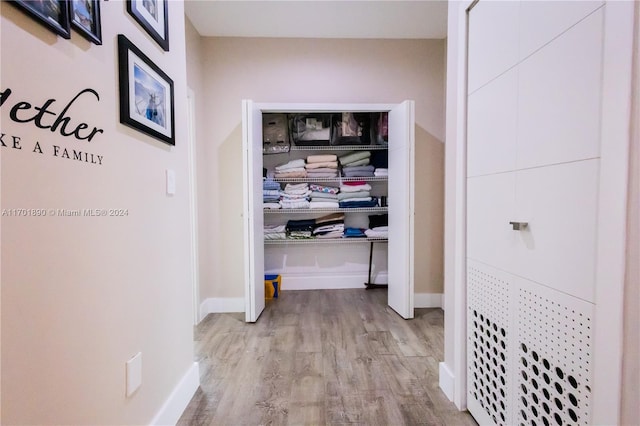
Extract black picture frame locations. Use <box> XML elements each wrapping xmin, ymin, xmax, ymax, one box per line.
<box><xmin>10</xmin><ymin>0</ymin><xmax>71</xmax><ymax>39</ymax></box>
<box><xmin>117</xmin><ymin>34</ymin><xmax>175</xmax><ymax>146</ymax></box>
<box><xmin>126</xmin><ymin>0</ymin><xmax>169</xmax><ymax>51</ymax></box>
<box><xmin>70</xmin><ymin>0</ymin><xmax>102</xmax><ymax>45</ymax></box>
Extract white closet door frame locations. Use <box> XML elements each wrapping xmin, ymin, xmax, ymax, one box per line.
<box><xmin>242</xmin><ymin>101</ymin><xmax>415</xmax><ymax>321</ymax></box>
<box><xmin>445</xmin><ymin>1</ymin><xmax>634</xmax><ymax>423</ymax></box>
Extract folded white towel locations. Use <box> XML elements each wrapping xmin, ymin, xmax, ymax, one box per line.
<box><xmin>340</xmin><ymin>183</ymin><xmax>372</xmax><ymax>193</ymax></box>
<box><xmin>275</xmin><ymin>159</ymin><xmax>305</xmax><ymax>171</ymax></box>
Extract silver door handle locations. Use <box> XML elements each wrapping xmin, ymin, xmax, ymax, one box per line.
<box><xmin>509</xmin><ymin>221</ymin><xmax>528</xmax><ymax>230</ymax></box>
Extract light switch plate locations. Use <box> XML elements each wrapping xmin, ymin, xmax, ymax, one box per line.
<box><xmin>166</xmin><ymin>169</ymin><xmax>176</xmax><ymax>195</ymax></box>
<box><xmin>126</xmin><ymin>352</ymin><xmax>142</xmax><ymax>397</ymax></box>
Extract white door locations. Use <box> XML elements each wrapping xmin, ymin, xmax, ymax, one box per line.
<box><xmin>466</xmin><ymin>2</ymin><xmax>606</xmax><ymax>425</ymax></box>
<box><xmin>387</xmin><ymin>100</ymin><xmax>415</xmax><ymax>319</ymax></box>
<box><xmin>242</xmin><ymin>100</ymin><xmax>265</xmax><ymax>322</ymax></box>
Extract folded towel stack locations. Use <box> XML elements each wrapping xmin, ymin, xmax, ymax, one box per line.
<box><xmin>373</xmin><ymin>168</ymin><xmax>388</xmax><ymax>177</ymax></box>
<box><xmin>306</xmin><ymin>154</ymin><xmax>338</xmax><ymax>178</ymax></box>
<box><xmin>365</xmin><ymin>214</ymin><xmax>389</xmax><ymax>238</ymax></box>
<box><xmin>286</xmin><ymin>218</ymin><xmax>316</xmax><ymax>239</ymax></box>
<box><xmin>263</xmin><ymin>179</ymin><xmax>281</xmax><ymax>208</ymax></box>
<box><xmin>264</xmin><ymin>224</ymin><xmax>287</xmax><ymax>240</ymax></box>
<box><xmin>313</xmin><ymin>213</ymin><xmax>345</xmax><ymax>239</ymax></box>
<box><xmin>275</xmin><ymin>159</ymin><xmax>307</xmax><ymax>178</ymax></box>
<box><xmin>280</xmin><ymin>182</ymin><xmax>311</xmax><ymax>209</ymax></box>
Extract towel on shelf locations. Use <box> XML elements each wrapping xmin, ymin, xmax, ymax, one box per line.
<box><xmin>284</xmin><ymin>183</ymin><xmax>309</xmax><ymax>191</ymax></box>
<box><xmin>341</xmin><ymin>158</ymin><xmax>370</xmax><ymax>168</ymax></box>
<box><xmin>305</xmin><ymin>161</ymin><xmax>338</xmax><ymax>169</ymax></box>
<box><xmin>343</xmin><ymin>170</ymin><xmax>374</xmax><ymax>178</ymax></box>
<box><xmin>264</xmin><ymin>224</ymin><xmax>286</xmax><ymax>234</ymax></box>
<box><xmin>263</xmin><ymin>180</ymin><xmax>281</xmax><ymax>190</ymax></box>
<box><xmin>309</xmin><ymin>184</ymin><xmax>339</xmax><ymax>194</ymax></box>
<box><xmin>337</xmin><ymin>191</ymin><xmax>370</xmax><ymax>201</ymax></box>
<box><xmin>339</xmin><ymin>197</ymin><xmax>379</xmax><ymax>208</ymax></box>
<box><xmin>306</xmin><ymin>171</ymin><xmax>338</xmax><ymax>178</ymax></box>
<box><xmin>307</xmin><ymin>154</ymin><xmax>338</xmax><ymax>163</ymax></box>
<box><xmin>315</xmin><ymin>230</ymin><xmax>345</xmax><ymax>239</ymax></box>
<box><xmin>310</xmin><ymin>192</ymin><xmax>339</xmax><ymax>201</ymax></box>
<box><xmin>343</xmin><ymin>227</ymin><xmax>366</xmax><ymax>238</ymax></box>
<box><xmin>374</xmin><ymin>168</ymin><xmax>388</xmax><ymax>177</ymax></box>
<box><xmin>338</xmin><ymin>151</ymin><xmax>371</xmax><ymax>165</ymax></box>
<box><xmin>339</xmin><ymin>197</ymin><xmax>372</xmax><ymax>203</ymax></box>
<box><xmin>275</xmin><ymin>158</ymin><xmax>305</xmax><ymax>171</ymax></box>
<box><xmin>280</xmin><ymin>199</ymin><xmax>310</xmax><ymax>209</ymax></box>
<box><xmin>281</xmin><ymin>189</ymin><xmax>311</xmax><ymax>197</ymax></box>
<box><xmin>263</xmin><ymin>202</ymin><xmax>281</xmax><ymax>209</ymax></box>
<box><xmin>263</xmin><ymin>189</ymin><xmax>281</xmax><ymax>197</ymax></box>
<box><xmin>289</xmin><ymin>231</ymin><xmax>313</xmax><ymax>239</ymax></box>
<box><xmin>364</xmin><ymin>229</ymin><xmax>388</xmax><ymax>238</ymax></box>
<box><xmin>274</xmin><ymin>170</ymin><xmax>308</xmax><ymax>178</ymax></box>
<box><xmin>313</xmin><ymin>223</ymin><xmax>344</xmax><ymax>234</ymax></box>
<box><xmin>264</xmin><ymin>233</ymin><xmax>287</xmax><ymax>240</ymax></box>
<box><xmin>339</xmin><ymin>183</ymin><xmax>372</xmax><ymax>193</ymax></box>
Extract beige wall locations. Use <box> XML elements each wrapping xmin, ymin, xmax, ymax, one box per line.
<box><xmin>190</xmin><ymin>36</ymin><xmax>446</xmax><ymax>301</ymax></box>
<box><xmin>1</xmin><ymin>2</ymin><xmax>194</xmax><ymax>424</ymax></box>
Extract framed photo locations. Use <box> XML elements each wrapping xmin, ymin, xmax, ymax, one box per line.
<box><xmin>126</xmin><ymin>0</ymin><xmax>169</xmax><ymax>51</ymax></box>
<box><xmin>117</xmin><ymin>35</ymin><xmax>175</xmax><ymax>146</ymax></box>
<box><xmin>10</xmin><ymin>0</ymin><xmax>71</xmax><ymax>39</ymax></box>
<box><xmin>70</xmin><ymin>0</ymin><xmax>101</xmax><ymax>45</ymax></box>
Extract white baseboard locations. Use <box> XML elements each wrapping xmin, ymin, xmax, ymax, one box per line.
<box><xmin>439</xmin><ymin>362</ymin><xmax>455</xmax><ymax>402</ymax></box>
<box><xmin>199</xmin><ymin>297</ymin><xmax>244</xmax><ymax>321</ymax></box>
<box><xmin>415</xmin><ymin>293</ymin><xmax>443</xmax><ymax>308</ymax></box>
<box><xmin>279</xmin><ymin>273</ymin><xmax>388</xmax><ymax>290</ymax></box>
<box><xmin>150</xmin><ymin>362</ymin><xmax>199</xmax><ymax>426</ymax></box>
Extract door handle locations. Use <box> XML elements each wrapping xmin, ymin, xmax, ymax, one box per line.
<box><xmin>509</xmin><ymin>221</ymin><xmax>528</xmax><ymax>230</ymax></box>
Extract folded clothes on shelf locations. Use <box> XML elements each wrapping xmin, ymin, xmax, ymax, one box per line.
<box><xmin>313</xmin><ymin>223</ymin><xmax>344</xmax><ymax>234</ymax></box>
<box><xmin>263</xmin><ymin>179</ymin><xmax>281</xmax><ymax>190</ymax></box>
<box><xmin>338</xmin><ymin>197</ymin><xmax>379</xmax><ymax>208</ymax></box>
<box><xmin>310</xmin><ymin>192</ymin><xmax>338</xmax><ymax>201</ymax></box>
<box><xmin>339</xmin><ymin>183</ymin><xmax>372</xmax><ymax>193</ymax></box>
<box><xmin>343</xmin><ymin>227</ymin><xmax>366</xmax><ymax>238</ymax></box>
<box><xmin>364</xmin><ymin>229</ymin><xmax>388</xmax><ymax>238</ymax></box>
<box><xmin>286</xmin><ymin>218</ymin><xmax>316</xmax><ymax>231</ymax></box>
<box><xmin>263</xmin><ymin>202</ymin><xmax>281</xmax><ymax>209</ymax></box>
<box><xmin>305</xmin><ymin>161</ymin><xmax>338</xmax><ymax>169</ymax></box>
<box><xmin>275</xmin><ymin>158</ymin><xmax>305</xmax><ymax>171</ymax></box>
<box><xmin>307</xmin><ymin>154</ymin><xmax>337</xmax><ymax>163</ymax></box>
<box><xmin>337</xmin><ymin>191</ymin><xmax>370</xmax><ymax>201</ymax></box>
<box><xmin>338</xmin><ymin>151</ymin><xmax>371</xmax><ymax>166</ymax></box>
<box><xmin>315</xmin><ymin>230</ymin><xmax>345</xmax><ymax>239</ymax></box>
<box><xmin>309</xmin><ymin>184</ymin><xmax>339</xmax><ymax>194</ymax></box>
<box><xmin>342</xmin><ymin>158</ymin><xmax>370</xmax><ymax>167</ymax></box>
<box><xmin>342</xmin><ymin>165</ymin><xmax>375</xmax><ymax>177</ymax></box>
<box><xmin>314</xmin><ymin>213</ymin><xmax>345</xmax><ymax>224</ymax></box>
<box><xmin>374</xmin><ymin>168</ymin><xmax>388</xmax><ymax>177</ymax></box>
<box><xmin>274</xmin><ymin>170</ymin><xmax>308</xmax><ymax>179</ymax></box>
<box><xmin>279</xmin><ymin>199</ymin><xmax>310</xmax><ymax>209</ymax></box>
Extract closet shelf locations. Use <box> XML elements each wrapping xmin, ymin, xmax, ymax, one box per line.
<box><xmin>289</xmin><ymin>145</ymin><xmax>388</xmax><ymax>151</ymax></box>
<box><xmin>264</xmin><ymin>207</ymin><xmax>388</xmax><ymax>214</ymax></box>
<box><xmin>264</xmin><ymin>237</ymin><xmax>388</xmax><ymax>245</ymax></box>
<box><xmin>266</xmin><ymin>176</ymin><xmax>388</xmax><ymax>183</ymax></box>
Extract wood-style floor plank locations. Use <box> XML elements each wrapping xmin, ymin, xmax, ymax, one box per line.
<box><xmin>177</xmin><ymin>289</ymin><xmax>477</xmax><ymax>426</ymax></box>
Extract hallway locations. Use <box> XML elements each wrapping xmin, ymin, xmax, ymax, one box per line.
<box><xmin>178</xmin><ymin>289</ymin><xmax>477</xmax><ymax>425</ymax></box>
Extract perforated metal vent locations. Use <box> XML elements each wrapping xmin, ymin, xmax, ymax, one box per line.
<box><xmin>468</xmin><ymin>263</ymin><xmax>511</xmax><ymax>425</ymax></box>
<box><xmin>516</xmin><ymin>283</ymin><xmax>594</xmax><ymax>426</ymax></box>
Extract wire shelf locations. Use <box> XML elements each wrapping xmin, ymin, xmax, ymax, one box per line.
<box><xmin>264</xmin><ymin>207</ymin><xmax>388</xmax><ymax>214</ymax></box>
<box><xmin>289</xmin><ymin>145</ymin><xmax>388</xmax><ymax>151</ymax></box>
<box><xmin>264</xmin><ymin>237</ymin><xmax>388</xmax><ymax>245</ymax></box>
<box><xmin>266</xmin><ymin>176</ymin><xmax>388</xmax><ymax>183</ymax></box>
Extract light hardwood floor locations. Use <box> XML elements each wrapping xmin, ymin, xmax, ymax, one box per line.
<box><xmin>178</xmin><ymin>289</ymin><xmax>477</xmax><ymax>426</ymax></box>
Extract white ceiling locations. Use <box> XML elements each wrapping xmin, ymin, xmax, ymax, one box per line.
<box><xmin>184</xmin><ymin>1</ymin><xmax>448</xmax><ymax>40</ymax></box>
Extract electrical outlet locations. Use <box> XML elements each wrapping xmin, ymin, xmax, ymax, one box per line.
<box><xmin>126</xmin><ymin>352</ymin><xmax>142</xmax><ymax>397</ymax></box>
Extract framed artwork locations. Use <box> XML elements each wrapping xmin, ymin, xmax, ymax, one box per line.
<box><xmin>10</xmin><ymin>0</ymin><xmax>71</xmax><ymax>39</ymax></box>
<box><xmin>70</xmin><ymin>0</ymin><xmax>101</xmax><ymax>45</ymax></box>
<box><xmin>117</xmin><ymin>35</ymin><xmax>175</xmax><ymax>146</ymax></box>
<box><xmin>126</xmin><ymin>0</ymin><xmax>169</xmax><ymax>51</ymax></box>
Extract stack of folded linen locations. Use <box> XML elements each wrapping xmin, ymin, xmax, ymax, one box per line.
<box><xmin>342</xmin><ymin>165</ymin><xmax>375</xmax><ymax>177</ymax></box>
<box><xmin>339</xmin><ymin>197</ymin><xmax>379</xmax><ymax>208</ymax></box>
<box><xmin>306</xmin><ymin>154</ymin><xmax>339</xmax><ymax>179</ymax></box>
<box><xmin>343</xmin><ymin>227</ymin><xmax>367</xmax><ymax>238</ymax></box>
<box><xmin>339</xmin><ymin>151</ymin><xmax>376</xmax><ymax>177</ymax></box>
<box><xmin>337</xmin><ymin>180</ymin><xmax>373</xmax><ymax>208</ymax></box>
<box><xmin>365</xmin><ymin>214</ymin><xmax>388</xmax><ymax>238</ymax></box>
<box><xmin>313</xmin><ymin>213</ymin><xmax>345</xmax><ymax>239</ymax></box>
<box><xmin>274</xmin><ymin>158</ymin><xmax>307</xmax><ymax>178</ymax></box>
<box><xmin>264</xmin><ymin>224</ymin><xmax>287</xmax><ymax>240</ymax></box>
<box><xmin>338</xmin><ymin>151</ymin><xmax>371</xmax><ymax>167</ymax></box>
<box><xmin>279</xmin><ymin>182</ymin><xmax>311</xmax><ymax>209</ymax></box>
<box><xmin>373</xmin><ymin>168</ymin><xmax>388</xmax><ymax>177</ymax></box>
<box><xmin>309</xmin><ymin>183</ymin><xmax>340</xmax><ymax>209</ymax></box>
<box><xmin>263</xmin><ymin>179</ymin><xmax>281</xmax><ymax>209</ymax></box>
<box><xmin>286</xmin><ymin>218</ymin><xmax>316</xmax><ymax>239</ymax></box>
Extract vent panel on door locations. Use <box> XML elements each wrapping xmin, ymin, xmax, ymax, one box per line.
<box><xmin>516</xmin><ymin>282</ymin><xmax>594</xmax><ymax>426</ymax></box>
<box><xmin>468</xmin><ymin>262</ymin><xmax>511</xmax><ymax>425</ymax></box>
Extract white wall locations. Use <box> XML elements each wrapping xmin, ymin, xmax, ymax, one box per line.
<box><xmin>1</xmin><ymin>2</ymin><xmax>195</xmax><ymax>424</ymax></box>
<box><xmin>191</xmin><ymin>36</ymin><xmax>446</xmax><ymax>305</ymax></box>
